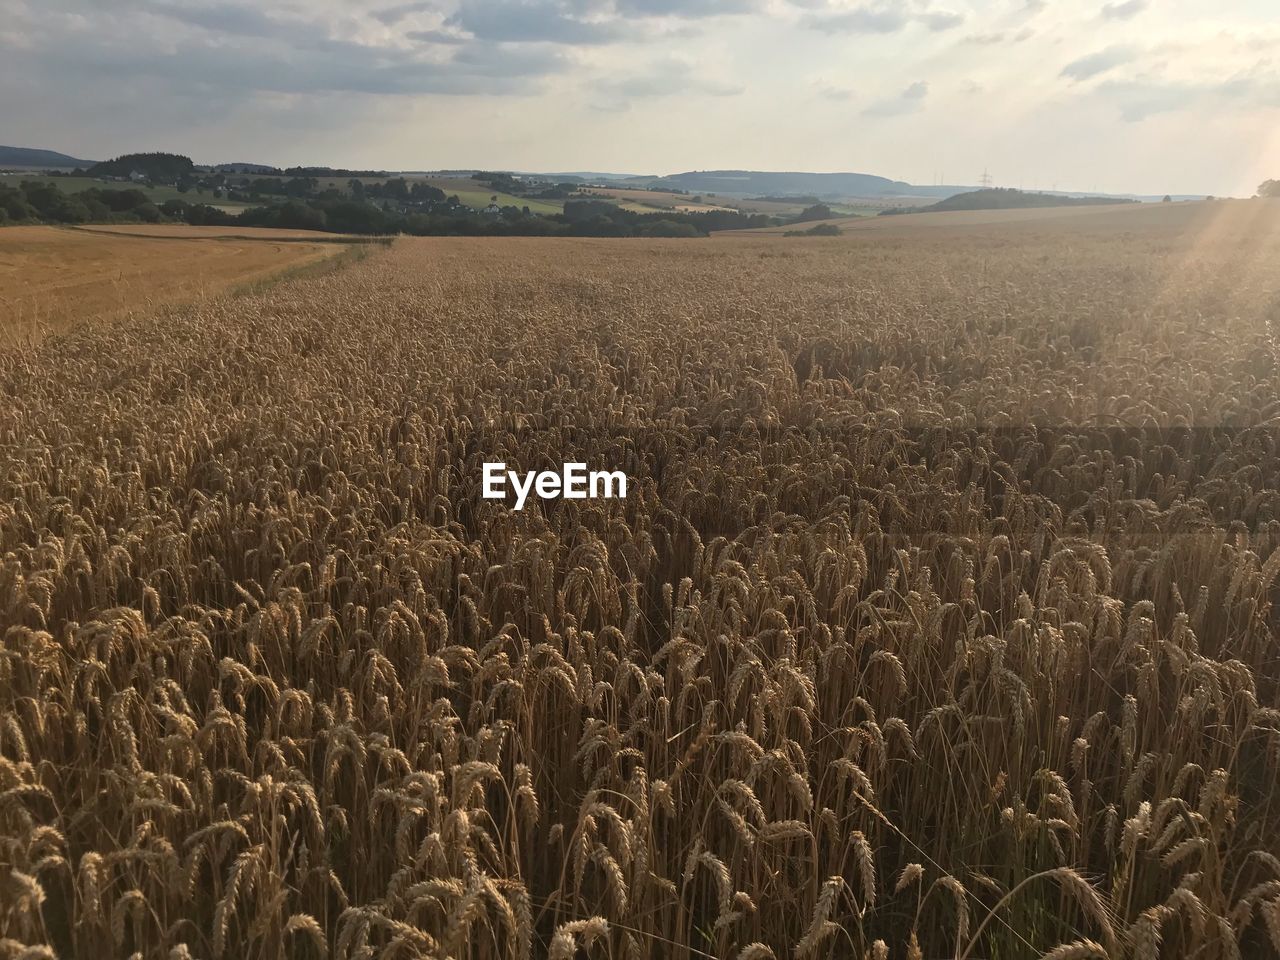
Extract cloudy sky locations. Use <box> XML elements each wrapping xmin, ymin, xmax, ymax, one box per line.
<box><xmin>3</xmin><ymin>0</ymin><xmax>1277</xmax><ymax>195</ymax></box>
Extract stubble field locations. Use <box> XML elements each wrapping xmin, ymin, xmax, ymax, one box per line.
<box><xmin>2</xmin><ymin>202</ymin><xmax>1280</xmax><ymax>959</ymax></box>
<box><xmin>0</xmin><ymin>226</ymin><xmax>350</xmax><ymax>343</ymax></box>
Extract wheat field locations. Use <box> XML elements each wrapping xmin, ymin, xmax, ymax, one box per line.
<box><xmin>3</xmin><ymin>202</ymin><xmax>1280</xmax><ymax>959</ymax></box>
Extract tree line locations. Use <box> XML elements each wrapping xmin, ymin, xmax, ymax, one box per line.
<box><xmin>0</xmin><ymin>178</ymin><xmax>777</xmax><ymax>237</ymax></box>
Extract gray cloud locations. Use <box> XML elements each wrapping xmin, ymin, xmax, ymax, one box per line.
<box><xmin>600</xmin><ymin>58</ymin><xmax>744</xmax><ymax>97</ymax></box>
<box><xmin>373</xmin><ymin>1</ymin><xmax>436</xmax><ymax>25</ymax></box>
<box><xmin>1095</xmin><ymin>78</ymin><xmax>1187</xmax><ymax>120</ymax></box>
<box><xmin>1101</xmin><ymin>0</ymin><xmax>1147</xmax><ymax>20</ymax></box>
<box><xmin>803</xmin><ymin>5</ymin><xmax>907</xmax><ymax>33</ymax></box>
<box><xmin>920</xmin><ymin>10</ymin><xmax>965</xmax><ymax>31</ymax></box>
<box><xmin>1219</xmin><ymin>71</ymin><xmax>1280</xmax><ymax>109</ymax></box>
<box><xmin>417</xmin><ymin>0</ymin><xmax>755</xmax><ymax>48</ymax></box>
<box><xmin>141</xmin><ymin>0</ymin><xmax>329</xmax><ymax>42</ymax></box>
<box><xmin>1061</xmin><ymin>45</ymin><xmax>1135</xmax><ymax>81</ymax></box>
<box><xmin>5</xmin><ymin>23</ymin><xmax>567</xmax><ymax>100</ymax></box>
<box><xmin>0</xmin><ymin>0</ymin><xmax>576</xmax><ymax>103</ymax></box>
<box><xmin>803</xmin><ymin>3</ymin><xmax>962</xmax><ymax>34</ymax></box>
<box><xmin>408</xmin><ymin>29</ymin><xmax>471</xmax><ymax>44</ymax></box>
<box><xmin>445</xmin><ymin>0</ymin><xmax>622</xmax><ymax>44</ymax></box>
<box><xmin>615</xmin><ymin>0</ymin><xmax>759</xmax><ymax>16</ymax></box>
<box><xmin>863</xmin><ymin>79</ymin><xmax>928</xmax><ymax>116</ymax></box>
<box><xmin>1096</xmin><ymin>66</ymin><xmax>1280</xmax><ymax>121</ymax></box>
<box><xmin>965</xmin><ymin>28</ymin><xmax>1033</xmax><ymax>45</ymax></box>
<box><xmin>0</xmin><ymin>0</ymin><xmax>767</xmax><ymax>140</ymax></box>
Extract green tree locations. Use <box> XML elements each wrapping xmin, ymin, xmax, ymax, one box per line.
<box><xmin>1259</xmin><ymin>180</ymin><xmax>1280</xmax><ymax>198</ymax></box>
<box><xmin>274</xmin><ymin>201</ymin><xmax>328</xmax><ymax>231</ymax></box>
<box><xmin>794</xmin><ymin>203</ymin><xmax>834</xmax><ymax>222</ymax></box>
<box><xmin>1</xmin><ymin>189</ymin><xmax>32</xmax><ymax>221</ymax></box>
<box><xmin>102</xmin><ymin>189</ymin><xmax>150</xmax><ymax>212</ymax></box>
<box><xmin>322</xmin><ymin>201</ymin><xmax>387</xmax><ymax>233</ymax></box>
<box><xmin>410</xmin><ymin>182</ymin><xmax>445</xmax><ymax>203</ymax></box>
<box><xmin>49</xmin><ymin>196</ymin><xmax>92</xmax><ymax>223</ymax></box>
<box><xmin>20</xmin><ymin>182</ymin><xmax>65</xmax><ymax>214</ymax></box>
<box><xmin>638</xmin><ymin>219</ymin><xmax>702</xmax><ymax>238</ymax></box>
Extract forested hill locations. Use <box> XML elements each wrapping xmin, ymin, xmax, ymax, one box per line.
<box><xmin>637</xmin><ymin>170</ymin><xmax>917</xmax><ymax>197</ymax></box>
<box><xmin>923</xmin><ymin>188</ymin><xmax>1137</xmax><ymax>212</ymax></box>
<box><xmin>87</xmin><ymin>152</ymin><xmax>196</xmax><ymax>180</ymax></box>
<box><xmin>0</xmin><ymin>145</ymin><xmax>96</xmax><ymax>168</ymax></box>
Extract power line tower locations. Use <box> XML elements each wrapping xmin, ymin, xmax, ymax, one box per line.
<box><xmin>978</xmin><ymin>168</ymin><xmax>993</xmax><ymax>189</ymax></box>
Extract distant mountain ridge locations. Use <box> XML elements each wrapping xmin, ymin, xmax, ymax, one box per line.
<box><xmin>0</xmin><ymin>145</ymin><xmax>97</xmax><ymax>168</ymax></box>
<box><xmin>930</xmin><ymin>188</ymin><xmax>1136</xmax><ymax>211</ymax></box>
<box><xmin>532</xmin><ymin>171</ymin><xmax>641</xmax><ymax>182</ymax></box>
<box><xmin>627</xmin><ymin>170</ymin><xmax>917</xmax><ymax>198</ymax></box>
<box><xmin>553</xmin><ymin>170</ymin><xmax>1202</xmax><ymax>203</ymax></box>
<box><xmin>882</xmin><ymin>188</ymin><xmax>1139</xmax><ymax>216</ymax></box>
<box><xmin>1</xmin><ymin>146</ymin><xmax>1207</xmax><ymax>201</ymax></box>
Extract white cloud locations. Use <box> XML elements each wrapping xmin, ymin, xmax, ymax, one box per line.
<box><xmin>863</xmin><ymin>80</ymin><xmax>929</xmax><ymax>116</ymax></box>
<box><xmin>920</xmin><ymin>9</ymin><xmax>965</xmax><ymax>31</ymax></box>
<box><xmin>799</xmin><ymin>1</ymin><xmax>964</xmax><ymax>34</ymax></box>
<box><xmin>1</xmin><ymin>0</ymin><xmax>1277</xmax><ymax>195</ymax></box>
<box><xmin>1101</xmin><ymin>0</ymin><xmax>1147</xmax><ymax>21</ymax></box>
<box><xmin>595</xmin><ymin>57</ymin><xmax>744</xmax><ymax>103</ymax></box>
<box><xmin>1061</xmin><ymin>46</ymin><xmax>1136</xmax><ymax>82</ymax></box>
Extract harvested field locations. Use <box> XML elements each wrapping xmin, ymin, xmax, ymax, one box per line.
<box><xmin>3</xmin><ymin>202</ymin><xmax>1280</xmax><ymax>959</ymax></box>
<box><xmin>580</xmin><ymin>188</ymin><xmax>883</xmax><ymax>217</ymax></box>
<box><xmin>425</xmin><ymin>177</ymin><xmax>565</xmax><ymax>215</ymax></box>
<box><xmin>71</xmin><ymin>224</ymin><xmax>355</xmax><ymax>240</ymax></box>
<box><xmin>0</xmin><ymin>225</ymin><xmax>347</xmax><ymax>341</ymax></box>
<box><xmin>579</xmin><ymin>186</ymin><xmax>739</xmax><ymax>213</ymax></box>
<box><xmin>727</xmin><ymin>198</ymin><xmax>1258</xmax><ymax>238</ymax></box>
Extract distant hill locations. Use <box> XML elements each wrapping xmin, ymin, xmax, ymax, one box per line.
<box><xmin>630</xmin><ymin>170</ymin><xmax>916</xmax><ymax>199</ymax></box>
<box><xmin>535</xmin><ymin>171</ymin><xmax>642</xmax><ymax>182</ymax></box>
<box><xmin>876</xmin><ymin>188</ymin><xmax>1141</xmax><ymax>217</ymax></box>
<box><xmin>0</xmin><ymin>145</ymin><xmax>96</xmax><ymax>169</ymax></box>
<box><xmin>535</xmin><ymin>170</ymin><xmax>1199</xmax><ymax>203</ymax></box>
<box><xmin>914</xmin><ymin>188</ymin><xmax>1137</xmax><ymax>214</ymax></box>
